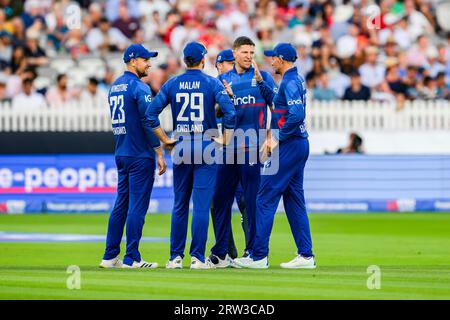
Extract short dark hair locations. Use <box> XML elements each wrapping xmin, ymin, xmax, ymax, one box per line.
<box><xmin>184</xmin><ymin>56</ymin><xmax>202</xmax><ymax>68</ymax></box>
<box><xmin>88</xmin><ymin>77</ymin><xmax>99</xmax><ymax>85</ymax></box>
<box><xmin>22</xmin><ymin>78</ymin><xmax>33</xmax><ymax>85</ymax></box>
<box><xmin>233</xmin><ymin>36</ymin><xmax>255</xmax><ymax>50</ymax></box>
<box><xmin>57</xmin><ymin>74</ymin><xmax>66</xmax><ymax>82</ymax></box>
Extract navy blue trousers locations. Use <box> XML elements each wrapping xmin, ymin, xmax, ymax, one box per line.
<box><xmin>252</xmin><ymin>138</ymin><xmax>313</xmax><ymax>260</ymax></box>
<box><xmin>170</xmin><ymin>163</ymin><xmax>217</xmax><ymax>262</ymax></box>
<box><xmin>211</xmin><ymin>151</ymin><xmax>261</xmax><ymax>258</ymax></box>
<box><xmin>103</xmin><ymin>156</ymin><xmax>155</xmax><ymax>265</ymax></box>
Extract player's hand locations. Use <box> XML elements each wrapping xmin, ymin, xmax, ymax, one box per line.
<box><xmin>252</xmin><ymin>59</ymin><xmax>263</xmax><ymax>83</ymax></box>
<box><xmin>157</xmin><ymin>154</ymin><xmax>166</xmax><ymax>175</ymax></box>
<box><xmin>163</xmin><ymin>138</ymin><xmax>177</xmax><ymax>152</ymax></box>
<box><xmin>260</xmin><ymin>136</ymin><xmax>278</xmax><ymax>162</ymax></box>
<box><xmin>222</xmin><ymin>79</ymin><xmax>234</xmax><ymax>97</ymax></box>
<box><xmin>259</xmin><ymin>139</ymin><xmax>270</xmax><ymax>163</ymax></box>
<box><xmin>213</xmin><ymin>136</ymin><xmax>225</xmax><ymax>146</ymax></box>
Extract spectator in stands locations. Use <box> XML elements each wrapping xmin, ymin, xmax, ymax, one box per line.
<box><xmin>0</xmin><ymin>0</ymin><xmax>447</xmax><ymax>108</ymax></box>
<box><xmin>327</xmin><ymin>57</ymin><xmax>350</xmax><ymax>98</ymax></box>
<box><xmin>428</xmin><ymin>44</ymin><xmax>446</xmax><ymax>78</ymax></box>
<box><xmin>159</xmin><ymin>9</ymin><xmax>181</xmax><ymax>46</ymax></box>
<box><xmin>379</xmin><ymin>37</ymin><xmax>398</xmax><ymax>66</ymax></box>
<box><xmin>79</xmin><ymin>77</ymin><xmax>107</xmax><ymax>103</ymax></box>
<box><xmin>10</xmin><ymin>45</ymin><xmax>27</xmax><ymax>75</ymax></box>
<box><xmin>359</xmin><ymin>46</ymin><xmax>385</xmax><ymax>91</ymax></box>
<box><xmin>0</xmin><ymin>8</ymin><xmax>14</xmax><ymax>34</ymax></box>
<box><xmin>86</xmin><ymin>17</ymin><xmax>129</xmax><ymax>53</ymax></box>
<box><xmin>404</xmin><ymin>65</ymin><xmax>420</xmax><ymax>99</ymax></box>
<box><xmin>112</xmin><ymin>4</ymin><xmax>141</xmax><ymax>39</ymax></box>
<box><xmin>343</xmin><ymin>70</ymin><xmax>371</xmax><ymax>101</ymax></box>
<box><xmin>0</xmin><ymin>30</ymin><xmax>13</xmax><ymax>65</ymax></box>
<box><xmin>419</xmin><ymin>76</ymin><xmax>438</xmax><ymax>100</ymax></box>
<box><xmin>406</xmin><ymin>34</ymin><xmax>437</xmax><ymax>68</ymax></box>
<box><xmin>106</xmin><ymin>0</ymin><xmax>140</xmax><ymax>22</ymax></box>
<box><xmin>141</xmin><ymin>10</ymin><xmax>161</xmax><ymax>42</ymax></box>
<box><xmin>404</xmin><ymin>0</ymin><xmax>434</xmax><ymax>39</ymax></box>
<box><xmin>98</xmin><ymin>68</ymin><xmax>115</xmax><ymax>92</ymax></box>
<box><xmin>312</xmin><ymin>71</ymin><xmax>338</xmax><ymax>101</ymax></box>
<box><xmin>335</xmin><ymin>132</ymin><xmax>364</xmax><ymax>154</ymax></box>
<box><xmin>288</xmin><ymin>3</ymin><xmax>309</xmax><ymax>28</ymax></box>
<box><xmin>436</xmin><ymin>72</ymin><xmax>449</xmax><ymax>99</ymax></box>
<box><xmin>21</xmin><ymin>0</ymin><xmax>46</xmax><ymax>29</ymax></box>
<box><xmin>138</xmin><ymin>0</ymin><xmax>172</xmax><ymax>21</ymax></box>
<box><xmin>87</xmin><ymin>2</ymin><xmax>103</xmax><ymax>28</ymax></box>
<box><xmin>46</xmin><ymin>8</ymin><xmax>69</xmax><ymax>52</ymax></box>
<box><xmin>272</xmin><ymin>13</ymin><xmax>291</xmax><ymax>43</ymax></box>
<box><xmin>63</xmin><ymin>28</ymin><xmax>89</xmax><ymax>58</ymax></box>
<box><xmin>12</xmin><ymin>77</ymin><xmax>46</xmax><ymax>110</ymax></box>
<box><xmin>24</xmin><ymin>28</ymin><xmax>48</xmax><ymax>68</ymax></box>
<box><xmin>393</xmin><ymin>16</ymin><xmax>412</xmax><ymax>50</ymax></box>
<box><xmin>45</xmin><ymin>73</ymin><xmax>78</xmax><ymax>104</ymax></box>
<box><xmin>386</xmin><ymin>64</ymin><xmax>408</xmax><ymax>99</ymax></box>
<box><xmin>0</xmin><ymin>75</ymin><xmax>10</xmax><ymax>103</ymax></box>
<box><xmin>294</xmin><ymin>42</ymin><xmax>313</xmax><ymax>77</ymax></box>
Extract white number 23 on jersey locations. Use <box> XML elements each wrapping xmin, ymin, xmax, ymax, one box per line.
<box><xmin>109</xmin><ymin>95</ymin><xmax>125</xmax><ymax>124</ymax></box>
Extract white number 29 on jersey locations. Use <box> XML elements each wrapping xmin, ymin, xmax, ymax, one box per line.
<box><xmin>109</xmin><ymin>95</ymin><xmax>125</xmax><ymax>124</ymax></box>
<box><xmin>176</xmin><ymin>92</ymin><xmax>204</xmax><ymax>122</ymax></box>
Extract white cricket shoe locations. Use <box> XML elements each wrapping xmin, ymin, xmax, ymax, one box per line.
<box><xmin>234</xmin><ymin>256</ymin><xmax>269</xmax><ymax>269</ymax></box>
<box><xmin>280</xmin><ymin>255</ymin><xmax>316</xmax><ymax>269</ymax></box>
<box><xmin>99</xmin><ymin>255</ymin><xmax>123</xmax><ymax>268</ymax></box>
<box><xmin>190</xmin><ymin>257</ymin><xmax>216</xmax><ymax>269</ymax></box>
<box><xmin>208</xmin><ymin>254</ymin><xmax>232</xmax><ymax>268</ymax></box>
<box><xmin>122</xmin><ymin>260</ymin><xmax>158</xmax><ymax>269</ymax></box>
<box><xmin>166</xmin><ymin>256</ymin><xmax>183</xmax><ymax>269</ymax></box>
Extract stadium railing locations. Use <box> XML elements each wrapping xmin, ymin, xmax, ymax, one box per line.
<box><xmin>1</xmin><ymin>100</ymin><xmax>449</xmax><ymax>132</ymax></box>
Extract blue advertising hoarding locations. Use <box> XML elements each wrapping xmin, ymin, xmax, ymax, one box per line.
<box><xmin>0</xmin><ymin>154</ymin><xmax>449</xmax><ymax>213</ymax></box>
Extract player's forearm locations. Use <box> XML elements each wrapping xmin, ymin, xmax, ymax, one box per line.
<box><xmin>257</xmin><ymin>80</ymin><xmax>275</xmax><ymax>106</ymax></box>
<box><xmin>152</xmin><ymin>126</ymin><xmax>172</xmax><ymax>144</ymax></box>
<box><xmin>154</xmin><ymin>145</ymin><xmax>164</xmax><ymax>157</ymax></box>
<box><xmin>222</xmin><ymin>128</ymin><xmax>234</xmax><ymax>145</ymax></box>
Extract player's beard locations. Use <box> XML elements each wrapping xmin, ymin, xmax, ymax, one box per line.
<box><xmin>136</xmin><ymin>66</ymin><xmax>149</xmax><ymax>78</ymax></box>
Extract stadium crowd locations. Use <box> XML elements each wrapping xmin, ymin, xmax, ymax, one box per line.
<box><xmin>0</xmin><ymin>0</ymin><xmax>449</xmax><ymax>111</ymax></box>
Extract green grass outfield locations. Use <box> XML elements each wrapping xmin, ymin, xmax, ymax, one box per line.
<box><xmin>0</xmin><ymin>212</ymin><xmax>449</xmax><ymax>300</ymax></box>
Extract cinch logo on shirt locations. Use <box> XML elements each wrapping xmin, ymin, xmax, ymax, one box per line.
<box><xmin>232</xmin><ymin>94</ymin><xmax>256</xmax><ymax>106</ymax></box>
<box><xmin>287</xmin><ymin>99</ymin><xmax>303</xmax><ymax>105</ymax></box>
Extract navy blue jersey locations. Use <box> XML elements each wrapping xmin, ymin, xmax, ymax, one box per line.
<box><xmin>259</xmin><ymin>67</ymin><xmax>308</xmax><ymax>142</ymax></box>
<box><xmin>108</xmin><ymin>71</ymin><xmax>160</xmax><ymax>158</ymax></box>
<box><xmin>145</xmin><ymin>69</ymin><xmax>236</xmax><ymax>136</ymax></box>
<box><xmin>219</xmin><ymin>66</ymin><xmax>276</xmax><ymax>151</ymax></box>
<box><xmin>219</xmin><ymin>66</ymin><xmax>276</xmax><ymax>131</ymax></box>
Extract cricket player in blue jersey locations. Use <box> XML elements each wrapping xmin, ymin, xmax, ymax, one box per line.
<box><xmin>211</xmin><ymin>48</ymin><xmax>248</xmax><ymax>261</ymax></box>
<box><xmin>209</xmin><ymin>37</ymin><xmax>277</xmax><ymax>268</ymax></box>
<box><xmin>235</xmin><ymin>43</ymin><xmax>316</xmax><ymax>269</ymax></box>
<box><xmin>145</xmin><ymin>41</ymin><xmax>236</xmax><ymax>269</ymax></box>
<box><xmin>99</xmin><ymin>44</ymin><xmax>167</xmax><ymax>269</ymax></box>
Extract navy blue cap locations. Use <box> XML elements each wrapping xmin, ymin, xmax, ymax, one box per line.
<box><xmin>264</xmin><ymin>43</ymin><xmax>298</xmax><ymax>62</ymax></box>
<box><xmin>216</xmin><ymin>49</ymin><xmax>235</xmax><ymax>65</ymax></box>
<box><xmin>183</xmin><ymin>41</ymin><xmax>207</xmax><ymax>63</ymax></box>
<box><xmin>0</xmin><ymin>30</ymin><xmax>12</xmax><ymax>38</ymax></box>
<box><xmin>123</xmin><ymin>44</ymin><xmax>158</xmax><ymax>63</ymax></box>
